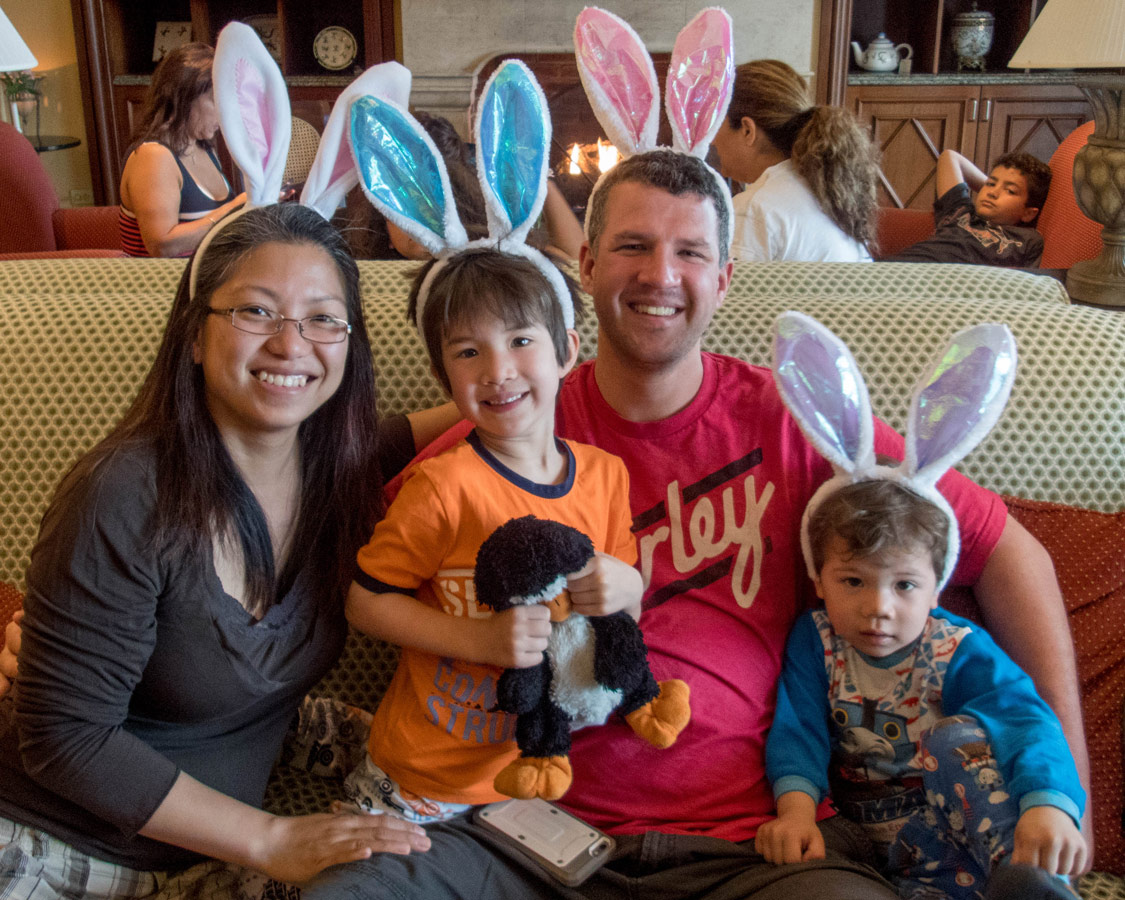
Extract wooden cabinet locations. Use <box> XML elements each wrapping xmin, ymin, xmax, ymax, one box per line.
<box><xmin>819</xmin><ymin>0</ymin><xmax>1050</xmax><ymax>103</ymax></box>
<box><xmin>70</xmin><ymin>0</ymin><xmax>395</xmax><ymax>204</ymax></box>
<box><xmin>847</xmin><ymin>82</ymin><xmax>1090</xmax><ymax>209</ymax></box>
<box><xmin>818</xmin><ymin>0</ymin><xmax>1090</xmax><ymax>210</ymax></box>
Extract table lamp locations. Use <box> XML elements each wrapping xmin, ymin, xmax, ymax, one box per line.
<box><xmin>0</xmin><ymin>6</ymin><xmax>37</xmax><ymax>133</ymax></box>
<box><xmin>1009</xmin><ymin>0</ymin><xmax>1125</xmax><ymax>307</ymax></box>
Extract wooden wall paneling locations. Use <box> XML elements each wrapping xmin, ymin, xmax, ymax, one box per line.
<box><xmin>974</xmin><ymin>84</ymin><xmax>1090</xmax><ymax>168</ymax></box>
<box><xmin>849</xmin><ymin>84</ymin><xmax>979</xmax><ymax>209</ymax></box>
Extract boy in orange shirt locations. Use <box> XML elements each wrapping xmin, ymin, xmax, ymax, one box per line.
<box><xmin>342</xmin><ymin>249</ymin><xmax>675</xmax><ymax>822</ymax></box>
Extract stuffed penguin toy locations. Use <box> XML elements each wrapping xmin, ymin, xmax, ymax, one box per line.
<box><xmin>475</xmin><ymin>515</ymin><xmax>691</xmax><ymax>801</ymax></box>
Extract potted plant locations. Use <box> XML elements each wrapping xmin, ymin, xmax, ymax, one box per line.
<box><xmin>1</xmin><ymin>70</ymin><xmax>42</xmax><ymax>134</ymax></box>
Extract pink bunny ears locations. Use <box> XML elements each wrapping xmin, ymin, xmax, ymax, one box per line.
<box><xmin>772</xmin><ymin>311</ymin><xmax>1017</xmax><ymax>592</ymax></box>
<box><xmin>574</xmin><ymin>6</ymin><xmax>735</xmax><ymax>245</ymax></box>
<box><xmin>575</xmin><ymin>6</ymin><xmax>734</xmax><ymax>159</ymax></box>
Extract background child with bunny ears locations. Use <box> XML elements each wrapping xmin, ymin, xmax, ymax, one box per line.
<box><xmin>761</xmin><ymin>313</ymin><xmax>1085</xmax><ymax>898</ymax></box>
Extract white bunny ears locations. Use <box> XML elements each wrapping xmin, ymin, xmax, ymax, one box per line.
<box><xmin>347</xmin><ymin>58</ymin><xmax>574</xmax><ymax>333</ymax></box>
<box><xmin>574</xmin><ymin>7</ymin><xmax>735</xmax><ymax>246</ymax></box>
<box><xmin>772</xmin><ymin>311</ymin><xmax>1017</xmax><ymax>591</ymax></box>
<box><xmin>190</xmin><ymin>22</ymin><xmax>411</xmax><ymax>296</ymax></box>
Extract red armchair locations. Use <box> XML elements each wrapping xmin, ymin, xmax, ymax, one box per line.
<box><xmin>0</xmin><ymin>121</ymin><xmax>124</xmax><ymax>259</ymax></box>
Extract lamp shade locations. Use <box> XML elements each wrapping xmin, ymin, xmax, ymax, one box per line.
<box><xmin>0</xmin><ymin>7</ymin><xmax>36</xmax><ymax>72</ymax></box>
<box><xmin>1009</xmin><ymin>0</ymin><xmax>1125</xmax><ymax>69</ymax></box>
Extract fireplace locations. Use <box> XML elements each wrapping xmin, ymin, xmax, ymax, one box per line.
<box><xmin>474</xmin><ymin>52</ymin><xmax>674</xmax><ymax>217</ymax></box>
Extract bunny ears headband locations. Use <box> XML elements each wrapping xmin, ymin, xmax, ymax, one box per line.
<box><xmin>189</xmin><ymin>22</ymin><xmax>411</xmax><ymax>298</ymax></box>
<box><xmin>772</xmin><ymin>311</ymin><xmax>1017</xmax><ymax>592</ymax></box>
<box><xmin>574</xmin><ymin>6</ymin><xmax>736</xmax><ymax>249</ymax></box>
<box><xmin>347</xmin><ymin>58</ymin><xmax>574</xmax><ymax>334</ymax></box>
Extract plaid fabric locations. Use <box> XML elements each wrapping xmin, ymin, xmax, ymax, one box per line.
<box><xmin>0</xmin><ymin>817</ymin><xmax>295</xmax><ymax>900</ymax></box>
<box><xmin>0</xmin><ymin>817</ymin><xmax>156</xmax><ymax>899</ymax></box>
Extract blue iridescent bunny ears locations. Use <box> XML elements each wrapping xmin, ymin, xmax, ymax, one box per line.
<box><xmin>348</xmin><ymin>59</ymin><xmax>574</xmax><ymax>333</ymax></box>
<box><xmin>574</xmin><ymin>7</ymin><xmax>735</xmax><ymax>251</ymax></box>
<box><xmin>189</xmin><ymin>21</ymin><xmax>410</xmax><ymax>297</ymax></box>
<box><xmin>772</xmin><ymin>311</ymin><xmax>1017</xmax><ymax>591</ymax></box>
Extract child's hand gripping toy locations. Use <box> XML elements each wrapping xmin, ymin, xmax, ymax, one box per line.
<box><xmin>475</xmin><ymin>516</ymin><xmax>690</xmax><ymax>801</ymax></box>
<box><xmin>772</xmin><ymin>310</ymin><xmax>1018</xmax><ymax>590</ymax></box>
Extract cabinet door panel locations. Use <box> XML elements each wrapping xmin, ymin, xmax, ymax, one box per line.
<box><xmin>848</xmin><ymin>85</ymin><xmax>979</xmax><ymax>209</ymax></box>
<box><xmin>975</xmin><ymin>84</ymin><xmax>1091</xmax><ymax>170</ymax></box>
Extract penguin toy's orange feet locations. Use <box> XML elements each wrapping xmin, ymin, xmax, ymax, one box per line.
<box><xmin>624</xmin><ymin>679</ymin><xmax>691</xmax><ymax>748</ymax></box>
<box><xmin>493</xmin><ymin>755</ymin><xmax>573</xmax><ymax>800</ymax></box>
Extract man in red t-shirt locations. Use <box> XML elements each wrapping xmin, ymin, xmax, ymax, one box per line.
<box><xmin>305</xmin><ymin>150</ymin><xmax>1089</xmax><ymax>900</ymax></box>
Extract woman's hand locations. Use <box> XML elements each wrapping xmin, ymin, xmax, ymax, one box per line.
<box><xmin>0</xmin><ymin>609</ymin><xmax>21</xmax><ymax>697</ymax></box>
<box><xmin>251</xmin><ymin>809</ymin><xmax>431</xmax><ymax>885</ymax></box>
<box><xmin>567</xmin><ymin>553</ymin><xmax>643</xmax><ymax>620</ymax></box>
<box><xmin>141</xmin><ymin>772</ymin><xmax>430</xmax><ymax>886</ymax></box>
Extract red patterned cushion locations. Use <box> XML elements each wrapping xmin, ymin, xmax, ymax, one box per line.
<box><xmin>1002</xmin><ymin>497</ymin><xmax>1125</xmax><ymax>875</ymax></box>
<box><xmin>1038</xmin><ymin>121</ymin><xmax>1104</xmax><ymax>270</ymax></box>
<box><xmin>52</xmin><ymin>205</ymin><xmax>123</xmax><ymax>252</ymax></box>
<box><xmin>0</xmin><ymin>582</ymin><xmax>21</xmax><ymax>627</ymax></box>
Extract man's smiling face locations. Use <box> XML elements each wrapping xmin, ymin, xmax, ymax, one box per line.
<box><xmin>580</xmin><ymin>181</ymin><xmax>732</xmax><ymax>372</ymax></box>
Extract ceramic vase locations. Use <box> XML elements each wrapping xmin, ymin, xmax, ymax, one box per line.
<box><xmin>951</xmin><ymin>3</ymin><xmax>994</xmax><ymax>72</ymax></box>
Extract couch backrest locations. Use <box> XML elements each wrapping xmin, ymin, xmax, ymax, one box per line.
<box><xmin>0</xmin><ymin>258</ymin><xmax>1120</xmax><ymax>590</ymax></box>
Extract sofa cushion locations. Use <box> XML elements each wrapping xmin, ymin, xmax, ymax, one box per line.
<box><xmin>0</xmin><ymin>582</ymin><xmax>21</xmax><ymax>629</ymax></box>
<box><xmin>1003</xmin><ymin>497</ymin><xmax>1125</xmax><ymax>876</ymax></box>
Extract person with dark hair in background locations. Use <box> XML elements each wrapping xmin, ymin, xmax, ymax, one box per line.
<box><xmin>710</xmin><ymin>59</ymin><xmax>879</xmax><ymax>262</ymax></box>
<box><xmin>888</xmin><ymin>149</ymin><xmax>1050</xmax><ymax>267</ymax></box>
<box><xmin>118</xmin><ymin>43</ymin><xmax>246</xmax><ymax>257</ymax></box>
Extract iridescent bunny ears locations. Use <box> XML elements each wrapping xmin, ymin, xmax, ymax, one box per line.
<box><xmin>190</xmin><ymin>22</ymin><xmax>410</xmax><ymax>297</ymax></box>
<box><xmin>574</xmin><ymin>6</ymin><xmax>735</xmax><ymax>247</ymax></box>
<box><xmin>772</xmin><ymin>311</ymin><xmax>1017</xmax><ymax>591</ymax></box>
<box><xmin>347</xmin><ymin>58</ymin><xmax>574</xmax><ymax>333</ymax></box>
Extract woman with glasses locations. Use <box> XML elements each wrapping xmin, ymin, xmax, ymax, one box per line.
<box><xmin>0</xmin><ymin>203</ymin><xmax>431</xmax><ymax>899</ymax></box>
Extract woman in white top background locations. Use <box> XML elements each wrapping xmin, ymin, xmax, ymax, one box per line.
<box><xmin>710</xmin><ymin>59</ymin><xmax>879</xmax><ymax>262</ymax></box>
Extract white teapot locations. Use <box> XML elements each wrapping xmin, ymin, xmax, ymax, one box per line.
<box><xmin>851</xmin><ymin>33</ymin><xmax>913</xmax><ymax>72</ymax></box>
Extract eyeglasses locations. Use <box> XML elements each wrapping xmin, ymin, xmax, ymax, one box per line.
<box><xmin>207</xmin><ymin>306</ymin><xmax>352</xmax><ymax>344</ymax></box>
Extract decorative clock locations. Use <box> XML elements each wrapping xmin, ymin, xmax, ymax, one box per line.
<box><xmin>313</xmin><ymin>26</ymin><xmax>357</xmax><ymax>71</ymax></box>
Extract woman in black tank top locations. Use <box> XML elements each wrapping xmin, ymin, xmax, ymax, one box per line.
<box><xmin>118</xmin><ymin>43</ymin><xmax>247</xmax><ymax>257</ymax></box>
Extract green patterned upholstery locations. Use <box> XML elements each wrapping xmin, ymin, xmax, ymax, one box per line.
<box><xmin>726</xmin><ymin>260</ymin><xmax>1072</xmax><ymax>304</ymax></box>
<box><xmin>0</xmin><ymin>258</ymin><xmax>1115</xmax><ymax>592</ymax></box>
<box><xmin>2</xmin><ymin>260</ymin><xmax>1124</xmax><ymax>895</ymax></box>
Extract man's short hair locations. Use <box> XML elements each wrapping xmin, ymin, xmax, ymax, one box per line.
<box><xmin>406</xmin><ymin>249</ymin><xmax>583</xmax><ymax>393</ymax></box>
<box><xmin>993</xmin><ymin>151</ymin><xmax>1052</xmax><ymax>216</ymax></box>
<box><xmin>585</xmin><ymin>149</ymin><xmax>731</xmax><ymax>264</ymax></box>
<box><xmin>807</xmin><ymin>479</ymin><xmax>949</xmax><ymax>579</ymax></box>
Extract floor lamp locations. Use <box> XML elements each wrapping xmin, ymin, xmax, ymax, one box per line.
<box><xmin>0</xmin><ymin>7</ymin><xmax>37</xmax><ymax>133</ymax></box>
<box><xmin>1009</xmin><ymin>0</ymin><xmax>1125</xmax><ymax>307</ymax></box>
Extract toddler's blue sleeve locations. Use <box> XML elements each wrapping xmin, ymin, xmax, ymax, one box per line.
<box><xmin>766</xmin><ymin>612</ymin><xmax>833</xmax><ymax>802</ymax></box>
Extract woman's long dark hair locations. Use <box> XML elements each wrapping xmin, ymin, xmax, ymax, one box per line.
<box><xmin>59</xmin><ymin>204</ymin><xmax>383</xmax><ymax>616</ymax></box>
<box><xmin>127</xmin><ymin>42</ymin><xmax>215</xmax><ymax>157</ymax></box>
<box><xmin>727</xmin><ymin>59</ymin><xmax>880</xmax><ymax>252</ymax></box>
